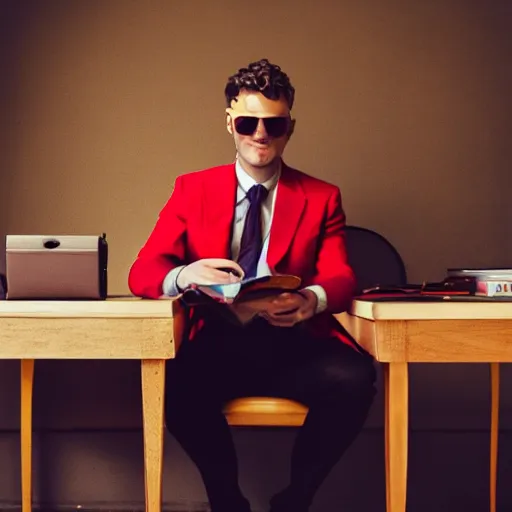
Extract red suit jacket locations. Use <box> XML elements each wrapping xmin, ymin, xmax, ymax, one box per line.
<box><xmin>129</xmin><ymin>163</ymin><xmax>361</xmax><ymax>352</ymax></box>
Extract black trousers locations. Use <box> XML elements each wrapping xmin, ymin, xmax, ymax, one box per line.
<box><xmin>165</xmin><ymin>317</ymin><xmax>376</xmax><ymax>512</ymax></box>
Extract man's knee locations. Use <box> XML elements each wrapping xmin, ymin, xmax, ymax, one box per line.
<box><xmin>165</xmin><ymin>366</ymin><xmax>225</xmax><ymax>428</ymax></box>
<box><xmin>324</xmin><ymin>351</ymin><xmax>377</xmax><ymax>401</ymax></box>
<box><xmin>348</xmin><ymin>354</ymin><xmax>376</xmax><ymax>388</ymax></box>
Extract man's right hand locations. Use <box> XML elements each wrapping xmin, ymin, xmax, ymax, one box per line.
<box><xmin>176</xmin><ymin>258</ymin><xmax>245</xmax><ymax>291</ymax></box>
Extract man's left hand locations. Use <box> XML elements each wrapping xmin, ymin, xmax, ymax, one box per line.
<box><xmin>262</xmin><ymin>289</ymin><xmax>318</xmax><ymax>327</ymax></box>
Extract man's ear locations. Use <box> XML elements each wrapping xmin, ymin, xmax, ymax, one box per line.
<box><xmin>287</xmin><ymin>118</ymin><xmax>296</xmax><ymax>139</ymax></box>
<box><xmin>226</xmin><ymin>110</ymin><xmax>233</xmax><ymax>135</ymax></box>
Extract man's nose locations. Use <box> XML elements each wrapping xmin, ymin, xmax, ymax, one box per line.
<box><xmin>254</xmin><ymin>119</ymin><xmax>268</xmax><ymax>138</ymax></box>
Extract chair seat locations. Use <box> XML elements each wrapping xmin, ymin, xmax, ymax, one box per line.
<box><xmin>224</xmin><ymin>397</ymin><xmax>308</xmax><ymax>427</ymax></box>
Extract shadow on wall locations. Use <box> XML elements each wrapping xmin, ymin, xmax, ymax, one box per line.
<box><xmin>1</xmin><ymin>361</ymin><xmax>512</xmax><ymax>511</ymax></box>
<box><xmin>3</xmin><ymin>360</ymin><xmax>512</xmax><ymax>433</ymax></box>
<box><xmin>0</xmin><ymin>239</ymin><xmax>5</xmax><ymax>276</ymax></box>
<box><xmin>0</xmin><ymin>3</ymin><xmax>26</xmax><ymax>259</ymax></box>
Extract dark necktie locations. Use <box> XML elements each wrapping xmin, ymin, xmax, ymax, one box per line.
<box><xmin>237</xmin><ymin>184</ymin><xmax>269</xmax><ymax>278</ymax></box>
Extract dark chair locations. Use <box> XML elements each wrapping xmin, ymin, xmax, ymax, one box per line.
<box><xmin>345</xmin><ymin>225</ymin><xmax>407</xmax><ymax>294</ymax></box>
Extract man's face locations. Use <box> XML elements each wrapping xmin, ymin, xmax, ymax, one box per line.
<box><xmin>226</xmin><ymin>90</ymin><xmax>293</xmax><ymax>170</ymax></box>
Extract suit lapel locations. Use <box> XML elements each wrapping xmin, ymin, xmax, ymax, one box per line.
<box><xmin>201</xmin><ymin>164</ymin><xmax>237</xmax><ymax>259</ymax></box>
<box><xmin>267</xmin><ymin>164</ymin><xmax>306</xmax><ymax>270</ymax></box>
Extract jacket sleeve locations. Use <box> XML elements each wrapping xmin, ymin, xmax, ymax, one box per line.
<box><xmin>309</xmin><ymin>187</ymin><xmax>356</xmax><ymax>313</ymax></box>
<box><xmin>128</xmin><ymin>175</ymin><xmax>188</xmax><ymax>298</ymax></box>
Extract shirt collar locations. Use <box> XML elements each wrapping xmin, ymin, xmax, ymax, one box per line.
<box><xmin>235</xmin><ymin>158</ymin><xmax>281</xmax><ymax>194</ymax></box>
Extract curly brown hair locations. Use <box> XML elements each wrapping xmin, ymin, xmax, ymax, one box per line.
<box><xmin>224</xmin><ymin>58</ymin><xmax>295</xmax><ymax>109</ymax></box>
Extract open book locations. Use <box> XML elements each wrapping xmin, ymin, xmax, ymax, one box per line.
<box><xmin>180</xmin><ymin>274</ymin><xmax>302</xmax><ymax>326</ymax></box>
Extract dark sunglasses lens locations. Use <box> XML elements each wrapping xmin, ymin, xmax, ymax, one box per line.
<box><xmin>263</xmin><ymin>117</ymin><xmax>289</xmax><ymax>137</ymax></box>
<box><xmin>234</xmin><ymin>117</ymin><xmax>258</xmax><ymax>135</ymax></box>
<box><xmin>234</xmin><ymin>116</ymin><xmax>289</xmax><ymax>137</ymax></box>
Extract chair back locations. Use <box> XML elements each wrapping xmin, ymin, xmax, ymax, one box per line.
<box><xmin>345</xmin><ymin>226</ymin><xmax>407</xmax><ymax>294</ymax></box>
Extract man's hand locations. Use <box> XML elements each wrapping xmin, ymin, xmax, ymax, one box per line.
<box><xmin>262</xmin><ymin>289</ymin><xmax>318</xmax><ymax>327</ymax></box>
<box><xmin>176</xmin><ymin>258</ymin><xmax>244</xmax><ymax>290</ymax></box>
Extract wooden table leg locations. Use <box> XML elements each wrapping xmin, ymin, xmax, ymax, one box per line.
<box><xmin>385</xmin><ymin>362</ymin><xmax>409</xmax><ymax>512</ymax></box>
<box><xmin>141</xmin><ymin>359</ymin><xmax>166</xmax><ymax>512</ymax></box>
<box><xmin>490</xmin><ymin>363</ymin><xmax>500</xmax><ymax>512</ymax></box>
<box><xmin>21</xmin><ymin>359</ymin><xmax>35</xmax><ymax>512</ymax></box>
<box><xmin>384</xmin><ymin>364</ymin><xmax>390</xmax><ymax>512</ymax></box>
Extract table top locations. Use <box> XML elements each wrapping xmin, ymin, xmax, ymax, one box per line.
<box><xmin>0</xmin><ymin>296</ymin><xmax>175</xmax><ymax>359</ymax></box>
<box><xmin>2</xmin><ymin>296</ymin><xmax>511</xmax><ymax>321</ymax></box>
<box><xmin>351</xmin><ymin>298</ymin><xmax>512</xmax><ymax>321</ymax></box>
<box><xmin>0</xmin><ymin>296</ymin><xmax>173</xmax><ymax>318</ymax></box>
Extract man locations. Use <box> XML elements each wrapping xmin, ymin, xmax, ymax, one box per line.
<box><xmin>129</xmin><ymin>58</ymin><xmax>376</xmax><ymax>512</ymax></box>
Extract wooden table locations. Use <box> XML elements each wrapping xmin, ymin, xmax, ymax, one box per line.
<box><xmin>339</xmin><ymin>299</ymin><xmax>512</xmax><ymax>512</ymax></box>
<box><xmin>0</xmin><ymin>298</ymin><xmax>175</xmax><ymax>512</ymax></box>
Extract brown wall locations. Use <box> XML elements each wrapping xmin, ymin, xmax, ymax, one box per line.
<box><xmin>1</xmin><ymin>0</ymin><xmax>510</xmax><ymax>288</ymax></box>
<box><xmin>1</xmin><ymin>1</ymin><xmax>511</xmax><ymax>511</ymax></box>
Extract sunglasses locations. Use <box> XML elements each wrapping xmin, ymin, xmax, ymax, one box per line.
<box><xmin>233</xmin><ymin>116</ymin><xmax>290</xmax><ymax>138</ymax></box>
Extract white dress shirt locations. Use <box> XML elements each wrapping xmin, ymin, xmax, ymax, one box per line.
<box><xmin>162</xmin><ymin>160</ymin><xmax>327</xmax><ymax>314</ymax></box>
